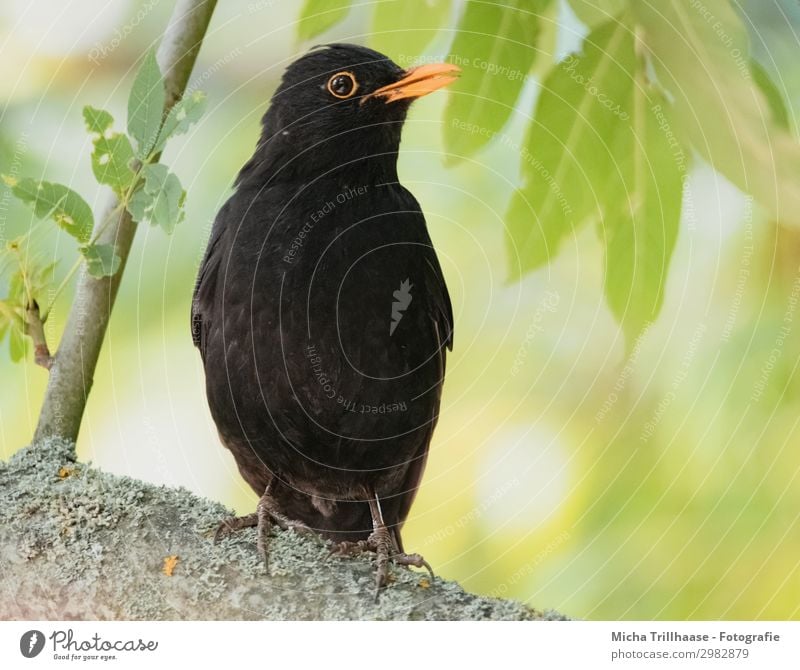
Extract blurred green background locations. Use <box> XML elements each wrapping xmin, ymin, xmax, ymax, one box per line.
<box><xmin>1</xmin><ymin>0</ymin><xmax>799</xmax><ymax>620</ymax></box>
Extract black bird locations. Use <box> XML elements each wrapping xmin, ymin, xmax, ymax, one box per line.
<box><xmin>192</xmin><ymin>44</ymin><xmax>457</xmax><ymax>591</ymax></box>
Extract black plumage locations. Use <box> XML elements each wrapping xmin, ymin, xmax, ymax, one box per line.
<box><xmin>192</xmin><ymin>44</ymin><xmax>457</xmax><ymax>589</ymax></box>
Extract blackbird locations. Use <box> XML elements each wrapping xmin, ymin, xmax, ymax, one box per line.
<box><xmin>192</xmin><ymin>43</ymin><xmax>457</xmax><ymax>592</ymax></box>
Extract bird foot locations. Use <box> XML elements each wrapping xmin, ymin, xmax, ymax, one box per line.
<box><xmin>330</xmin><ymin>529</ymin><xmax>434</xmax><ymax>597</ymax></box>
<box><xmin>214</xmin><ymin>488</ymin><xmax>315</xmax><ymax>569</ymax></box>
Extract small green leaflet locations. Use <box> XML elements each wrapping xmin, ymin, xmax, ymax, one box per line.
<box><xmin>7</xmin><ymin>268</ymin><xmax>24</xmax><ymax>304</ymax></box>
<box><xmin>83</xmin><ymin>106</ymin><xmax>136</xmax><ymax>197</ymax></box>
<box><xmin>152</xmin><ymin>90</ymin><xmax>207</xmax><ymax>154</ymax></box>
<box><xmin>80</xmin><ymin>243</ymin><xmax>121</xmax><ymax>278</ymax></box>
<box><xmin>0</xmin><ymin>299</ymin><xmax>14</xmax><ymax>342</ymax></box>
<box><xmin>127</xmin><ymin>164</ymin><xmax>185</xmax><ymax>234</ymax></box>
<box><xmin>297</xmin><ymin>0</ymin><xmax>352</xmax><ymax>41</ymax></box>
<box><xmin>83</xmin><ymin>106</ymin><xmax>114</xmax><ymax>135</ymax></box>
<box><xmin>444</xmin><ymin>0</ymin><xmax>550</xmax><ymax>161</ymax></box>
<box><xmin>1</xmin><ymin>175</ymin><xmax>93</xmax><ymax>243</ymax></box>
<box><xmin>371</xmin><ymin>0</ymin><xmax>452</xmax><ymax>60</ymax></box>
<box><xmin>9</xmin><ymin>317</ymin><xmax>28</xmax><ymax>362</ymax></box>
<box><xmin>128</xmin><ymin>49</ymin><xmax>166</xmax><ymax>160</ymax></box>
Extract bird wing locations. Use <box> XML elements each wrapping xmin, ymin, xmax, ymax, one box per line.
<box><xmin>191</xmin><ymin>201</ymin><xmax>230</xmax><ymax>359</ymax></box>
<box><xmin>423</xmin><ymin>250</ymin><xmax>454</xmax><ymax>351</ymax></box>
<box><xmin>385</xmin><ymin>189</ymin><xmax>453</xmax><ymax>545</ymax></box>
<box><xmin>391</xmin><ymin>318</ymin><xmax>447</xmax><ymax>552</ymax></box>
<box><xmin>402</xmin><ymin>185</ymin><xmax>453</xmax><ymax>352</ymax></box>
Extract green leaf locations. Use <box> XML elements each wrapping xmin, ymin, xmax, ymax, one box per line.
<box><xmin>602</xmin><ymin>91</ymin><xmax>683</xmax><ymax>341</ymax></box>
<box><xmin>568</xmin><ymin>0</ymin><xmax>627</xmax><ymax>27</ymax></box>
<box><xmin>92</xmin><ymin>135</ymin><xmax>136</xmax><ymax>197</ymax></box>
<box><xmin>153</xmin><ymin>90</ymin><xmax>207</xmax><ymax>154</ymax></box>
<box><xmin>127</xmin><ymin>164</ymin><xmax>185</xmax><ymax>234</ymax></box>
<box><xmin>738</xmin><ymin>0</ymin><xmax>800</xmax><ymax>129</ymax></box>
<box><xmin>80</xmin><ymin>243</ymin><xmax>121</xmax><ymax>278</ymax></box>
<box><xmin>127</xmin><ymin>49</ymin><xmax>165</xmax><ymax>159</ymax></box>
<box><xmin>84</xmin><ymin>105</ymin><xmax>137</xmax><ymax>195</ymax></box>
<box><xmin>9</xmin><ymin>315</ymin><xmax>27</xmax><ymax>363</ymax></box>
<box><xmin>8</xmin><ymin>269</ymin><xmax>25</xmax><ymax>304</ymax></box>
<box><xmin>371</xmin><ymin>0</ymin><xmax>451</xmax><ymax>60</ymax></box>
<box><xmin>634</xmin><ymin>0</ymin><xmax>800</xmax><ymax>226</ymax></box>
<box><xmin>82</xmin><ymin>105</ymin><xmax>114</xmax><ymax>135</ymax></box>
<box><xmin>505</xmin><ymin>19</ymin><xmax>635</xmax><ymax>276</ymax></box>
<box><xmin>297</xmin><ymin>0</ymin><xmax>352</xmax><ymax>41</ymax></box>
<box><xmin>0</xmin><ymin>300</ymin><xmax>14</xmax><ymax>341</ymax></box>
<box><xmin>750</xmin><ymin>60</ymin><xmax>790</xmax><ymax>131</ymax></box>
<box><xmin>2</xmin><ymin>176</ymin><xmax>93</xmax><ymax>243</ymax></box>
<box><xmin>444</xmin><ymin>0</ymin><xmax>551</xmax><ymax>161</ymax></box>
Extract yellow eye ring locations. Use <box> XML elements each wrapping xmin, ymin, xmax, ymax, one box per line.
<box><xmin>327</xmin><ymin>71</ymin><xmax>359</xmax><ymax>99</ymax></box>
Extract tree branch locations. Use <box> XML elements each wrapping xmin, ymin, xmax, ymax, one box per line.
<box><xmin>0</xmin><ymin>440</ymin><xmax>568</xmax><ymax>621</ymax></box>
<box><xmin>24</xmin><ymin>301</ymin><xmax>53</xmax><ymax>370</ymax></box>
<box><xmin>33</xmin><ymin>0</ymin><xmax>218</xmax><ymax>444</ymax></box>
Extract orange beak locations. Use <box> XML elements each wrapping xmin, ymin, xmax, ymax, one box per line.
<box><xmin>362</xmin><ymin>63</ymin><xmax>461</xmax><ymax>104</ymax></box>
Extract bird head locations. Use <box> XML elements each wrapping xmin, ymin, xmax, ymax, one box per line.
<box><xmin>237</xmin><ymin>44</ymin><xmax>460</xmax><ymax>186</ymax></box>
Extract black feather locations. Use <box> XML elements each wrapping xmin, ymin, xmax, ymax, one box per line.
<box><xmin>193</xmin><ymin>44</ymin><xmax>452</xmax><ymax>544</ymax></box>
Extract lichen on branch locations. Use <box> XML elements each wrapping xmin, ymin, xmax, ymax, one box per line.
<box><xmin>0</xmin><ymin>439</ymin><xmax>567</xmax><ymax>621</ymax></box>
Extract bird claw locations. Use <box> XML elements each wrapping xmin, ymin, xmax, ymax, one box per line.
<box><xmin>213</xmin><ymin>487</ymin><xmax>317</xmax><ymax>571</ymax></box>
<box><xmin>392</xmin><ymin>552</ymin><xmax>435</xmax><ymax>580</ymax></box>
<box><xmin>327</xmin><ymin>539</ymin><xmax>372</xmax><ymax>558</ymax></box>
<box><xmin>213</xmin><ymin>512</ymin><xmax>258</xmax><ymax>544</ymax></box>
<box><xmin>328</xmin><ymin>530</ymin><xmax>435</xmax><ymax>597</ymax></box>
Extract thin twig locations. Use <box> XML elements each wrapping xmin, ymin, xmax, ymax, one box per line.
<box><xmin>24</xmin><ymin>300</ymin><xmax>53</xmax><ymax>370</ymax></box>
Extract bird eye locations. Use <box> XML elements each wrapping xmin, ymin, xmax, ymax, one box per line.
<box><xmin>327</xmin><ymin>71</ymin><xmax>358</xmax><ymax>99</ymax></box>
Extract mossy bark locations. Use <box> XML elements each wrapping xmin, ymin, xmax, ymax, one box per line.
<box><xmin>0</xmin><ymin>440</ymin><xmax>567</xmax><ymax>621</ymax></box>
